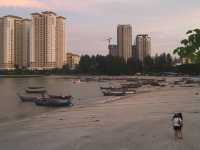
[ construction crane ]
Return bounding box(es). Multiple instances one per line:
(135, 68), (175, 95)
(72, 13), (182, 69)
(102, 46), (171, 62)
(106, 37), (112, 46)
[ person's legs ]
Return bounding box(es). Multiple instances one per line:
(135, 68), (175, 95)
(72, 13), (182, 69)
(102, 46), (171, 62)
(174, 127), (178, 140)
(176, 128), (182, 139)
(179, 128), (183, 139)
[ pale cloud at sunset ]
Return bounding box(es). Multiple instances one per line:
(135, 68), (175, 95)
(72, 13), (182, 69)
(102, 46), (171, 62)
(0, 0), (47, 8)
(0, 0), (200, 55)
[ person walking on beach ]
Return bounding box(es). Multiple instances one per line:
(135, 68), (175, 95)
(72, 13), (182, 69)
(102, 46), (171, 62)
(172, 113), (183, 140)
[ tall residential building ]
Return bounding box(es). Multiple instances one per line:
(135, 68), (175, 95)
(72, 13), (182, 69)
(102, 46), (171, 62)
(117, 25), (132, 62)
(56, 16), (66, 68)
(132, 45), (137, 59)
(22, 19), (31, 68)
(108, 45), (118, 57)
(0, 15), (30, 70)
(30, 11), (56, 69)
(30, 11), (66, 70)
(136, 34), (151, 62)
(15, 19), (31, 68)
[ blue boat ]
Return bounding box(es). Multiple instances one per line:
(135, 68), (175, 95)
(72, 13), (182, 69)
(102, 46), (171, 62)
(35, 97), (73, 107)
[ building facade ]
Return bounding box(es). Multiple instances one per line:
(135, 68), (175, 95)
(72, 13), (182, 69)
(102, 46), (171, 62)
(0, 15), (31, 70)
(132, 45), (137, 59)
(30, 11), (66, 70)
(117, 25), (132, 62)
(66, 53), (80, 69)
(0, 12), (67, 70)
(30, 12), (56, 69)
(108, 44), (118, 57)
(22, 19), (31, 68)
(56, 16), (66, 68)
(15, 19), (31, 68)
(136, 34), (151, 62)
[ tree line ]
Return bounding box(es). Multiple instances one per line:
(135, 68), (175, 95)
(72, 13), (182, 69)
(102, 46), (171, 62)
(78, 53), (175, 75)
(0, 53), (175, 75)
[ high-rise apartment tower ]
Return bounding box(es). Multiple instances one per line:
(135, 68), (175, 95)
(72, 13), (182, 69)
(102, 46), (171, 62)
(30, 11), (66, 69)
(117, 25), (132, 62)
(136, 34), (151, 62)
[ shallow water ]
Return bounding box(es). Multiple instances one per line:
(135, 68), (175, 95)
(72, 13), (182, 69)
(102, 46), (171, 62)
(0, 76), (106, 123)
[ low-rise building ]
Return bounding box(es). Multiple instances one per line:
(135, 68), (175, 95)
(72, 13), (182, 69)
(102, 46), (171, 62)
(65, 53), (80, 69)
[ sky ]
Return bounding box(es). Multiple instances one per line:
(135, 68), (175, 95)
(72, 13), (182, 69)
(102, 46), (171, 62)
(0, 0), (200, 56)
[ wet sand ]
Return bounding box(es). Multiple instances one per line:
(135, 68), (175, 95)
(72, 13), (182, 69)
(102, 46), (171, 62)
(0, 85), (200, 150)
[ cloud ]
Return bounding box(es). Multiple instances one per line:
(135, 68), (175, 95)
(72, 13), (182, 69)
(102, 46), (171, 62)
(0, 0), (200, 55)
(0, 0), (47, 9)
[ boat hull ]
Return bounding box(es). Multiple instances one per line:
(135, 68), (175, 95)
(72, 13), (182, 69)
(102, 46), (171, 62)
(35, 98), (73, 107)
(18, 94), (37, 102)
(25, 89), (47, 94)
(102, 91), (126, 96)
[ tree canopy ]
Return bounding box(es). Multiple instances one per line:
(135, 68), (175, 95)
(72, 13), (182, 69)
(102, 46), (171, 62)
(174, 29), (200, 63)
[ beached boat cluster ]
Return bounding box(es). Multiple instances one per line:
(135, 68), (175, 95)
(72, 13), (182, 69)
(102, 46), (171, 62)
(18, 86), (73, 107)
(100, 78), (168, 96)
(100, 86), (136, 96)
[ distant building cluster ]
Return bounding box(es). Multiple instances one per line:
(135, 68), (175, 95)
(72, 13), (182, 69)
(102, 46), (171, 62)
(109, 25), (151, 62)
(0, 11), (80, 70)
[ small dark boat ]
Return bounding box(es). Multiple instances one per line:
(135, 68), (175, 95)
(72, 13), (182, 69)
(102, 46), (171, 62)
(102, 91), (126, 96)
(35, 98), (73, 107)
(100, 87), (122, 90)
(25, 89), (47, 94)
(48, 95), (73, 100)
(18, 94), (37, 102)
(28, 86), (45, 89)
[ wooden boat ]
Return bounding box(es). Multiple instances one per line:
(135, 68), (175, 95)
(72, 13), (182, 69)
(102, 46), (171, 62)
(28, 86), (45, 89)
(18, 93), (72, 102)
(100, 87), (122, 90)
(48, 95), (73, 100)
(35, 98), (73, 107)
(102, 91), (126, 96)
(18, 94), (37, 102)
(25, 89), (47, 94)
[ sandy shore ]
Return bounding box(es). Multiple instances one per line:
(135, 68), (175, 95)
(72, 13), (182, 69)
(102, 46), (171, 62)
(0, 85), (200, 150)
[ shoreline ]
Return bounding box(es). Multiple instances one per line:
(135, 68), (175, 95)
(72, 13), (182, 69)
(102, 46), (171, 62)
(0, 84), (197, 127)
(0, 75), (44, 78)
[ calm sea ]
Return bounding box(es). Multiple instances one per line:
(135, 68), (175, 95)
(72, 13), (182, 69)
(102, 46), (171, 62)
(0, 76), (106, 123)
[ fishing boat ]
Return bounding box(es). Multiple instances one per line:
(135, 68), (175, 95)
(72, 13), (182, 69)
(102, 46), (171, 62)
(18, 93), (72, 102)
(25, 88), (47, 94)
(100, 86), (122, 90)
(102, 90), (126, 96)
(48, 95), (73, 100)
(28, 86), (45, 89)
(18, 94), (37, 102)
(35, 97), (73, 107)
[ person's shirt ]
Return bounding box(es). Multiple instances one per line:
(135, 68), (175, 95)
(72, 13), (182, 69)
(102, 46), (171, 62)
(173, 117), (183, 127)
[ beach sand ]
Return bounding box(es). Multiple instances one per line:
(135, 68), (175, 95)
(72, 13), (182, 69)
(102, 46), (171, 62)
(0, 85), (200, 150)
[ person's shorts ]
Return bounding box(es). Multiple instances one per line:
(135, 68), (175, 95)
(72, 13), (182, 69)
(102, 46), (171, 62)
(173, 126), (181, 130)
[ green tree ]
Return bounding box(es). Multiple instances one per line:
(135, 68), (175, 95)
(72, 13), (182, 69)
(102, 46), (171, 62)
(78, 55), (92, 73)
(143, 56), (154, 72)
(174, 29), (200, 63)
(127, 57), (143, 74)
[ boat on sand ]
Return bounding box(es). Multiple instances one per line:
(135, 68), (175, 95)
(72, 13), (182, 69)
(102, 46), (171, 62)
(35, 97), (73, 107)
